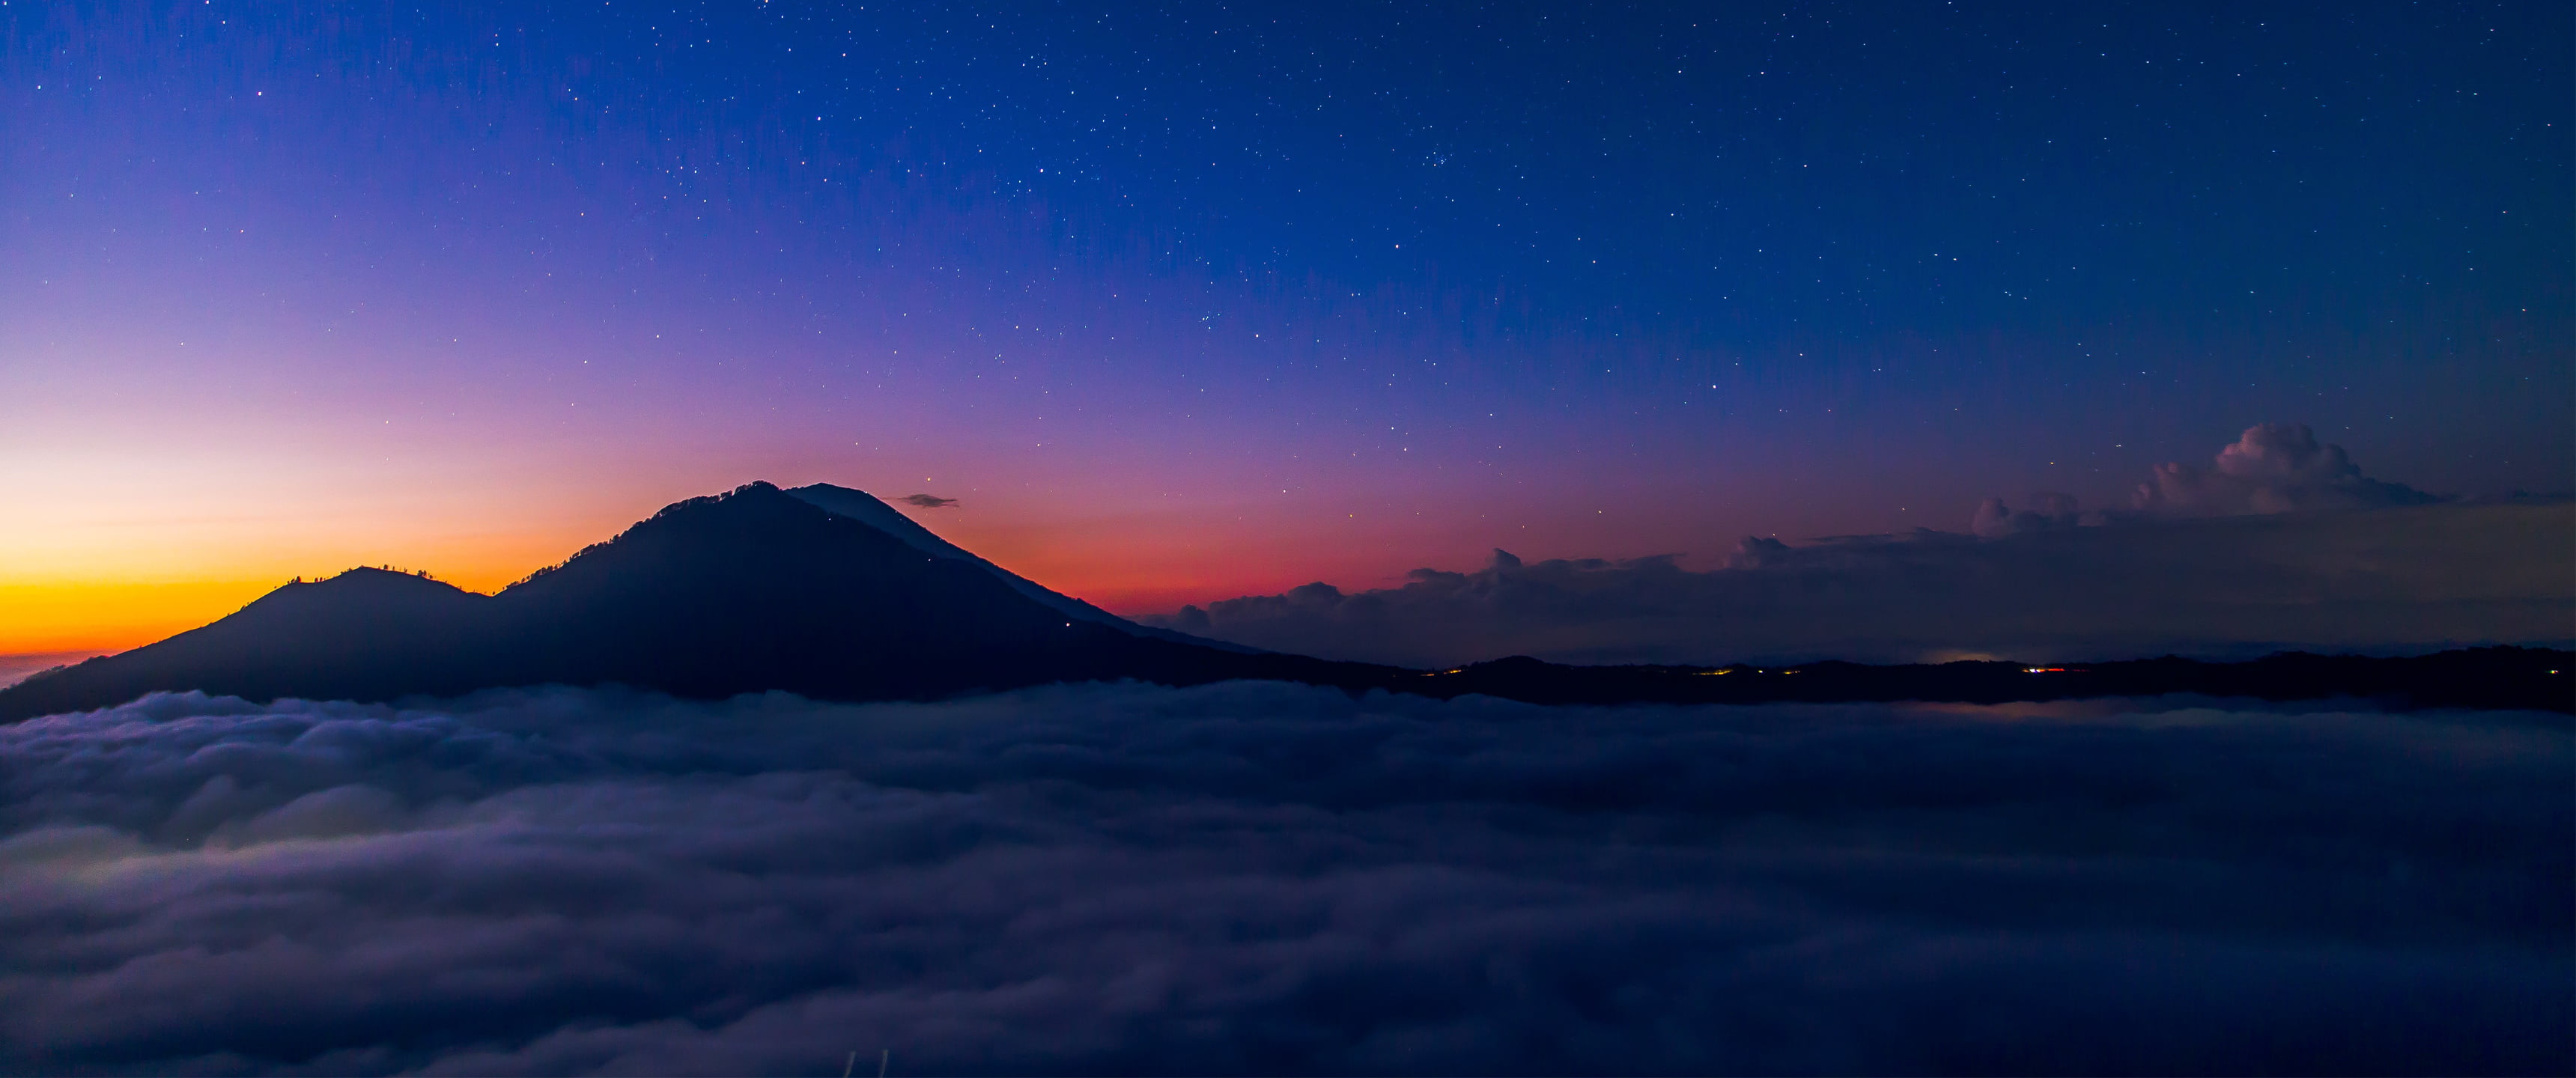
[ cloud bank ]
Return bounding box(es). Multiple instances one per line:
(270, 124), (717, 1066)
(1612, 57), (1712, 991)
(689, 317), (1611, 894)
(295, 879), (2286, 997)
(2130, 422), (2443, 517)
(1, 684), (2567, 1075)
(1155, 502), (2573, 666)
(1972, 424), (2442, 538)
(1155, 427), (2570, 667)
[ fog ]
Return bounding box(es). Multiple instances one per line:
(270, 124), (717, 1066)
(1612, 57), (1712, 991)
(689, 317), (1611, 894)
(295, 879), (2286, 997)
(2, 683), (2566, 1075)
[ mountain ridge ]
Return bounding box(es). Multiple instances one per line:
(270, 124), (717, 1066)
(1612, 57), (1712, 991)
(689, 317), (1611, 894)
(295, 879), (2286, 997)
(0, 483), (1394, 720)
(781, 483), (1263, 654)
(3, 482), (2568, 719)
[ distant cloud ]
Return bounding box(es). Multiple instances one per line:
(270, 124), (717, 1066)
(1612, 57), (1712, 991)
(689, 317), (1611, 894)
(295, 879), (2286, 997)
(2131, 422), (2440, 516)
(1972, 424), (2440, 537)
(898, 493), (959, 508)
(0, 684), (2563, 1074)
(1152, 425), (2569, 667)
(1971, 491), (2082, 538)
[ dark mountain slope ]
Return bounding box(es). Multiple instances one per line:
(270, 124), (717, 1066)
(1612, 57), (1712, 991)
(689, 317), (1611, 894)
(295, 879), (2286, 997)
(484, 482), (1289, 699)
(0, 568), (496, 719)
(0, 484), (1397, 719)
(783, 483), (1264, 654)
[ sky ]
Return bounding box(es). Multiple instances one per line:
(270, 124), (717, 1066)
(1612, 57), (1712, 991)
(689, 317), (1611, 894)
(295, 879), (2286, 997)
(4, 0), (2570, 654)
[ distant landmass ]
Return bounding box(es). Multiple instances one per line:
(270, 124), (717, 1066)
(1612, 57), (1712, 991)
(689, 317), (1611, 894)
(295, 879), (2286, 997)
(3, 482), (2568, 721)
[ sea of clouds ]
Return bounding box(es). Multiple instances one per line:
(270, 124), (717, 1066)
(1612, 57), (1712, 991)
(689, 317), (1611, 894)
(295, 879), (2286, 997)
(1, 682), (2567, 1075)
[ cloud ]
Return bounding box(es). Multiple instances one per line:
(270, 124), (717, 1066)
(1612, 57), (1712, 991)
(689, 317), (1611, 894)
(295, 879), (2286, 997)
(898, 494), (960, 508)
(1155, 426), (2566, 667)
(0, 684), (2566, 1075)
(1970, 492), (2081, 538)
(1972, 424), (2440, 537)
(1154, 502), (2575, 666)
(2130, 423), (2440, 517)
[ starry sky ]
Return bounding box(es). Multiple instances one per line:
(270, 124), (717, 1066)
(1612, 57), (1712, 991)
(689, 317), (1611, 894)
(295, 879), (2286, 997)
(2, 0), (2568, 654)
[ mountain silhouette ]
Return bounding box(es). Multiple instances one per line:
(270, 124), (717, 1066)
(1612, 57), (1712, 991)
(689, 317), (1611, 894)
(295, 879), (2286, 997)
(1, 481), (2567, 719)
(1, 567), (501, 708)
(782, 484), (1261, 652)
(0, 483), (1390, 720)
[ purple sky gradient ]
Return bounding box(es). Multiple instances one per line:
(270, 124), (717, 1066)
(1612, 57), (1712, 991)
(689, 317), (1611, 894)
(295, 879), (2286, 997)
(4, 1), (2567, 646)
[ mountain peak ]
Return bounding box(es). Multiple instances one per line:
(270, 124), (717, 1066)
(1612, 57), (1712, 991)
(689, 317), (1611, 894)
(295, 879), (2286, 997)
(0, 479), (1320, 719)
(783, 482), (1267, 654)
(648, 481), (789, 521)
(784, 483), (978, 561)
(308, 566), (467, 589)
(247, 567), (481, 615)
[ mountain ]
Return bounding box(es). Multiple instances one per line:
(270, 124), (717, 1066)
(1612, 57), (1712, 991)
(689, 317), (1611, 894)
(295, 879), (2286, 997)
(0, 567), (501, 713)
(781, 484), (1262, 652)
(2, 481), (2566, 720)
(0, 483), (1391, 720)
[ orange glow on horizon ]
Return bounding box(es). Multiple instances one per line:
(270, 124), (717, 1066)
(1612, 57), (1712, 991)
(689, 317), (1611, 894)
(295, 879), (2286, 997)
(0, 579), (283, 655)
(0, 512), (1456, 656)
(0, 471), (1694, 658)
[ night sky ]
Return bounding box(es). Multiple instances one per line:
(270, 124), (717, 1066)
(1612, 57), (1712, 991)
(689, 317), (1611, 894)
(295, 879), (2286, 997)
(4, 0), (2569, 652)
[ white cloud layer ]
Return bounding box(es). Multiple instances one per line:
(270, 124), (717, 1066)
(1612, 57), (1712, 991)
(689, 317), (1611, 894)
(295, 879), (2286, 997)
(0, 684), (2567, 1075)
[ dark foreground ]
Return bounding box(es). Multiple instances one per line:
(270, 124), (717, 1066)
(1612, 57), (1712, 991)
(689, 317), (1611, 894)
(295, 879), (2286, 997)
(1421, 646), (2575, 713)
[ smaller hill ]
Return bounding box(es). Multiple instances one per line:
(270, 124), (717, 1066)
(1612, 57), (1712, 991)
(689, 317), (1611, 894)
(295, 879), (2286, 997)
(0, 567), (496, 718)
